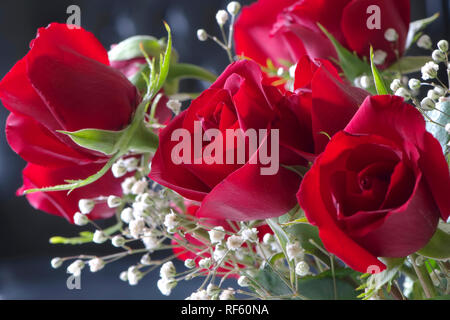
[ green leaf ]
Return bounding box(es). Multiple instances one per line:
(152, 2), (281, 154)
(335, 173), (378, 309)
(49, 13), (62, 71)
(406, 13), (440, 49)
(370, 46), (389, 95)
(253, 264), (292, 296)
(361, 257), (405, 299)
(58, 128), (125, 155)
(285, 222), (329, 267)
(108, 35), (166, 62)
(317, 23), (371, 82)
(385, 56), (432, 74)
(297, 269), (359, 300)
(418, 223), (450, 260)
(425, 101), (450, 154)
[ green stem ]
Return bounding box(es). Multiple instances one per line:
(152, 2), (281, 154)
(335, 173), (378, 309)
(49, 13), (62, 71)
(410, 254), (437, 299)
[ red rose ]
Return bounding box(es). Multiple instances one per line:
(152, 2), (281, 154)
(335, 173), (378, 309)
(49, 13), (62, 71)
(150, 60), (305, 221)
(0, 23), (141, 222)
(298, 95), (450, 273)
(235, 0), (410, 69)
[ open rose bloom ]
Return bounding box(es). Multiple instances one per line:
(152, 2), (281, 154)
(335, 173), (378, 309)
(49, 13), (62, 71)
(0, 0), (449, 301)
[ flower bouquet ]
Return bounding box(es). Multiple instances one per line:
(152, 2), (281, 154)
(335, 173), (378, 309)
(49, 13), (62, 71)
(1, 0), (449, 300)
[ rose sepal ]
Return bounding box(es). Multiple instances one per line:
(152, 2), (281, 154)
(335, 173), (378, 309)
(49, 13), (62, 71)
(417, 223), (450, 260)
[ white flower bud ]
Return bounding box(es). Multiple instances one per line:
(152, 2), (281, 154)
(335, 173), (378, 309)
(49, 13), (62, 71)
(237, 275), (250, 287)
(167, 100), (182, 114)
(395, 87), (411, 101)
(286, 242), (304, 261)
(107, 195), (122, 208)
(121, 177), (137, 194)
(140, 254), (152, 266)
(199, 257), (213, 269)
(131, 179), (148, 195)
(127, 266), (142, 286)
(157, 278), (176, 296)
(390, 79), (402, 92)
(227, 1), (241, 15)
(74, 212), (89, 226)
(213, 245), (228, 261)
(187, 289), (209, 300)
(438, 40), (449, 53)
(359, 75), (372, 89)
(295, 261), (310, 276)
(384, 28), (398, 42)
(111, 235), (125, 247)
(120, 207), (134, 223)
(427, 89), (440, 100)
(373, 50), (387, 65)
(226, 235), (244, 251)
(216, 10), (229, 26)
(160, 261), (176, 279)
(78, 199), (94, 214)
(432, 49), (446, 63)
(420, 97), (435, 111)
(417, 35), (432, 50)
(111, 160), (127, 178)
(197, 29), (208, 41)
(88, 258), (105, 272)
(263, 233), (274, 244)
(129, 218), (145, 239)
(164, 212), (178, 230)
(123, 157), (139, 172)
(184, 259), (196, 269)
(241, 228), (258, 243)
(219, 288), (235, 300)
(408, 78), (421, 90)
(142, 230), (159, 250)
(421, 61), (439, 80)
(119, 271), (128, 281)
(67, 259), (85, 276)
(208, 226), (226, 244)
(93, 230), (108, 244)
(51, 257), (63, 269)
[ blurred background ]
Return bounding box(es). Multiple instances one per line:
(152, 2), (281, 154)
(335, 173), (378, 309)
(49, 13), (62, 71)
(0, 0), (448, 299)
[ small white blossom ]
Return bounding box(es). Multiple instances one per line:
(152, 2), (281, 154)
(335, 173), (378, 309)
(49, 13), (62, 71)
(184, 259), (196, 269)
(111, 235), (125, 247)
(420, 97), (435, 111)
(142, 230), (159, 250)
(206, 283), (219, 297)
(119, 271), (128, 281)
(384, 28), (398, 42)
(432, 49), (446, 63)
(131, 179), (148, 195)
(208, 226), (226, 244)
(123, 157), (139, 172)
(51, 257), (63, 269)
(107, 195), (122, 208)
(93, 230), (108, 244)
(286, 242), (304, 261)
(127, 266), (142, 286)
(417, 35), (432, 50)
(213, 245), (228, 262)
(427, 89), (440, 101)
(395, 87), (411, 101)
(88, 258), (105, 272)
(241, 228), (259, 243)
(187, 289), (209, 300)
(226, 235), (244, 251)
(78, 199), (94, 214)
(73, 212), (89, 226)
(227, 1), (241, 15)
(140, 254), (152, 266)
(421, 61), (439, 80)
(295, 261), (310, 276)
(120, 207), (134, 223)
(437, 39), (449, 52)
(237, 275), (250, 287)
(263, 233), (274, 244)
(373, 50), (387, 65)
(129, 218), (145, 239)
(121, 177), (137, 194)
(216, 10), (229, 26)
(197, 29), (208, 41)
(111, 160), (127, 178)
(408, 78), (421, 90)
(160, 261), (176, 279)
(157, 278), (176, 296)
(164, 212), (178, 230)
(219, 288), (235, 300)
(390, 79), (402, 92)
(67, 259), (85, 276)
(359, 75), (371, 89)
(199, 257), (213, 269)
(445, 123), (450, 134)
(434, 85), (446, 96)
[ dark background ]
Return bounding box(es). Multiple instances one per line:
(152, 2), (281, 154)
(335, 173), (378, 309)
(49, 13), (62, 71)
(0, 0), (448, 299)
